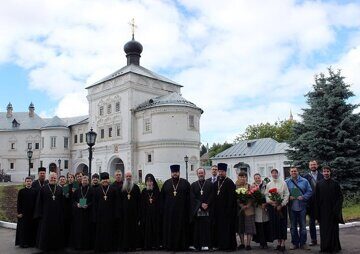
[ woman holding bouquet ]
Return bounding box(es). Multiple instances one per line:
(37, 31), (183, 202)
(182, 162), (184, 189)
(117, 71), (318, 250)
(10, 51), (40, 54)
(265, 168), (289, 252)
(252, 173), (271, 249)
(235, 171), (256, 251)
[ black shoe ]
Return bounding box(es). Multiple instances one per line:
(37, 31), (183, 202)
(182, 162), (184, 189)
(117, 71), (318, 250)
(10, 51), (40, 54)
(238, 244), (245, 250)
(310, 240), (318, 246)
(245, 245), (252, 251)
(263, 243), (269, 249)
(280, 246), (286, 252)
(275, 245), (281, 250)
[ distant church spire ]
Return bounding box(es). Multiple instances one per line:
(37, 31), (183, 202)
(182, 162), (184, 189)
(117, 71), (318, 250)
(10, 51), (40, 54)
(289, 109), (294, 121)
(123, 18), (143, 66)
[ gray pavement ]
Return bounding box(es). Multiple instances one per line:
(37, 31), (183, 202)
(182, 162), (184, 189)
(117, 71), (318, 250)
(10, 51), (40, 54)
(1, 226), (360, 254)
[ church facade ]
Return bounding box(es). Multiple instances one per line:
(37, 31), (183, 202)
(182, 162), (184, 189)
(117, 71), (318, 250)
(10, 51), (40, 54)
(0, 37), (203, 182)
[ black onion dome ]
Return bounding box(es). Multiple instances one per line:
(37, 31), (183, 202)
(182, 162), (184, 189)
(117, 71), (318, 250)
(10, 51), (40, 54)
(124, 39), (143, 55)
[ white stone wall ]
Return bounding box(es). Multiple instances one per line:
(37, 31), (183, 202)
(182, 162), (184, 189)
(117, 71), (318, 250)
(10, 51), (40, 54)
(212, 153), (289, 182)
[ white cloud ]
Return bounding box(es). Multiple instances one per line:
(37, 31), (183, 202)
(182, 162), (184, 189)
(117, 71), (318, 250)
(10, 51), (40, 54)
(1, 0), (360, 143)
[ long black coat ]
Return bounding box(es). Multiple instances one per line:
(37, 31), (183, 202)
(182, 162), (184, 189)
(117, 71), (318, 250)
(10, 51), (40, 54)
(161, 178), (190, 251)
(213, 177), (237, 251)
(34, 184), (65, 251)
(140, 188), (162, 249)
(316, 178), (344, 253)
(70, 185), (94, 250)
(304, 171), (324, 216)
(15, 187), (37, 247)
(93, 184), (117, 252)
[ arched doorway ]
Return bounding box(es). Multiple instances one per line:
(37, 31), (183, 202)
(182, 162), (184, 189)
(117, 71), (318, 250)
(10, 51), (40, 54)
(76, 163), (88, 175)
(109, 157), (124, 177)
(49, 163), (57, 173)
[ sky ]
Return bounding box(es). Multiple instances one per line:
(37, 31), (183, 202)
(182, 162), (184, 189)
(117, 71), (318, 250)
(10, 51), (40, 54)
(1, 0), (360, 145)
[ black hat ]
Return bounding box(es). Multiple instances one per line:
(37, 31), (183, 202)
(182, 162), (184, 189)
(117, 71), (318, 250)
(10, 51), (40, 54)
(170, 164), (180, 172)
(92, 173), (100, 179)
(38, 167), (46, 172)
(217, 163), (228, 171)
(100, 172), (109, 180)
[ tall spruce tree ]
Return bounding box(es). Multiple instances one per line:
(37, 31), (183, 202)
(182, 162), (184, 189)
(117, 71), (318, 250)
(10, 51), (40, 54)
(288, 68), (360, 191)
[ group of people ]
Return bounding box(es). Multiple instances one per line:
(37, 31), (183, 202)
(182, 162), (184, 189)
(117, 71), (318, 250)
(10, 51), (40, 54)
(15, 160), (343, 253)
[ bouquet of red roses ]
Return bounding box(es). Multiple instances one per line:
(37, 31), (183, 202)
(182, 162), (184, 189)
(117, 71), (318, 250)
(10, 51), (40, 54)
(268, 188), (283, 205)
(250, 186), (266, 206)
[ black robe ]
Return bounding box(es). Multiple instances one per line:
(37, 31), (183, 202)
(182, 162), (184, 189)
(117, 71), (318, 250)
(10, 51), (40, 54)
(190, 179), (214, 250)
(140, 188), (162, 249)
(34, 183), (65, 251)
(316, 178), (344, 253)
(70, 185), (94, 250)
(111, 180), (123, 248)
(61, 183), (73, 247)
(161, 177), (190, 251)
(213, 177), (237, 250)
(15, 187), (37, 247)
(93, 184), (117, 252)
(117, 184), (141, 251)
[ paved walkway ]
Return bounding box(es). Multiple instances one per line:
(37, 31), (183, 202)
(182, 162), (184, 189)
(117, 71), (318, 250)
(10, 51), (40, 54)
(1, 226), (359, 254)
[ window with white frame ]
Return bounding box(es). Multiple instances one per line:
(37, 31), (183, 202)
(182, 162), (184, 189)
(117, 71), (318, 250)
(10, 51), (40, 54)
(107, 104), (112, 114)
(50, 136), (56, 148)
(27, 143), (32, 149)
(35, 142), (39, 149)
(64, 137), (69, 149)
(115, 102), (120, 112)
(189, 115), (195, 129)
(109, 127), (113, 138)
(99, 106), (104, 116)
(11, 143), (15, 150)
(116, 124), (121, 137)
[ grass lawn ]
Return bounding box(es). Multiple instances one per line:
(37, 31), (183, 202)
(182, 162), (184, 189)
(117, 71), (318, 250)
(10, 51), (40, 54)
(343, 204), (360, 222)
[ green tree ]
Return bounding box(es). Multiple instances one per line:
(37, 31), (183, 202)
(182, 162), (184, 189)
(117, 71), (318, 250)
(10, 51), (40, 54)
(200, 144), (207, 157)
(234, 120), (295, 143)
(287, 68), (360, 191)
(208, 142), (233, 159)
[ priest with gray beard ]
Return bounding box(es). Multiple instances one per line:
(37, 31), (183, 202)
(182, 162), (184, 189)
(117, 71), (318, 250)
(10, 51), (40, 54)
(117, 171), (141, 251)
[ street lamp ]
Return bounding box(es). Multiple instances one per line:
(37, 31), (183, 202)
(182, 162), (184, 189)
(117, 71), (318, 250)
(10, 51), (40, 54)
(184, 155), (189, 181)
(58, 159), (61, 174)
(86, 127), (97, 177)
(27, 148), (33, 177)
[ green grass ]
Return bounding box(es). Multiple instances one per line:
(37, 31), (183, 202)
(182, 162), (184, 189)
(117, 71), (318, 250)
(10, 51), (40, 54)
(343, 204), (360, 222)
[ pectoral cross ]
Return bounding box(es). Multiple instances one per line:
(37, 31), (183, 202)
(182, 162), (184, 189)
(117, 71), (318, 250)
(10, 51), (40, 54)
(217, 190), (220, 195)
(200, 190), (204, 195)
(173, 191), (177, 197)
(149, 198), (153, 204)
(127, 194), (131, 200)
(104, 195), (107, 201)
(52, 195), (55, 200)
(129, 18), (137, 40)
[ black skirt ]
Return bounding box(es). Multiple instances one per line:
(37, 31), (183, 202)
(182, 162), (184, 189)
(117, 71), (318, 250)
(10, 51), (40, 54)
(253, 221), (272, 244)
(268, 205), (287, 240)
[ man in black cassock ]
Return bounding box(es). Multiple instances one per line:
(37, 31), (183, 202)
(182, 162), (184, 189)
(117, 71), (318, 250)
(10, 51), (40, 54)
(93, 172), (117, 252)
(70, 175), (93, 250)
(161, 164), (190, 251)
(91, 173), (100, 189)
(111, 169), (123, 249)
(117, 171), (141, 251)
(213, 163), (237, 251)
(316, 166), (344, 253)
(34, 172), (65, 251)
(31, 167), (48, 193)
(15, 177), (37, 248)
(140, 173), (162, 250)
(190, 168), (214, 251)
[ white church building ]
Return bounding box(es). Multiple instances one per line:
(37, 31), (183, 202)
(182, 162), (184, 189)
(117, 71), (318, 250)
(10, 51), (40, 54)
(0, 36), (203, 182)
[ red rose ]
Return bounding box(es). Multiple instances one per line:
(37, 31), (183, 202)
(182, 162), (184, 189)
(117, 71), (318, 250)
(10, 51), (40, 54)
(269, 188), (278, 194)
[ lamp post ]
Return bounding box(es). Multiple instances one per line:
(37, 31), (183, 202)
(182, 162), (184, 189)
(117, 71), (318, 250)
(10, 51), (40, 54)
(58, 159), (61, 175)
(27, 148), (33, 177)
(184, 155), (189, 181)
(86, 128), (97, 177)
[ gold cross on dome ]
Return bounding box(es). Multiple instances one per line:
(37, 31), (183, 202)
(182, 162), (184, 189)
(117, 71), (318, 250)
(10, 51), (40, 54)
(129, 18), (137, 39)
